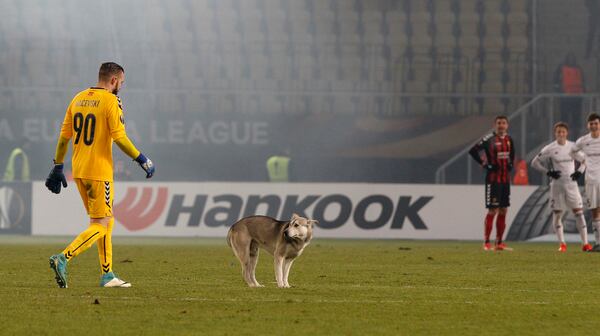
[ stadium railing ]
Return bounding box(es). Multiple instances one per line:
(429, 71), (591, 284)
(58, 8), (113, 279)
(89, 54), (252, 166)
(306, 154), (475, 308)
(435, 93), (600, 184)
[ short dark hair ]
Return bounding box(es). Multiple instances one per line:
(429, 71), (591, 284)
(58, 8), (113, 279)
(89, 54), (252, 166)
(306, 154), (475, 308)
(495, 115), (508, 122)
(588, 113), (600, 122)
(553, 122), (569, 131)
(98, 62), (124, 81)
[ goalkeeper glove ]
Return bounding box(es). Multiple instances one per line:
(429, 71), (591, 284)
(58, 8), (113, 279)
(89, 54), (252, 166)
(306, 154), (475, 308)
(546, 170), (561, 180)
(570, 171), (583, 181)
(135, 153), (155, 178)
(45, 162), (67, 194)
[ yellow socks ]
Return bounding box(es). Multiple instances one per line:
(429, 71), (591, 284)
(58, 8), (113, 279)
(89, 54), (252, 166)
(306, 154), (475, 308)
(97, 218), (114, 274)
(62, 223), (107, 261)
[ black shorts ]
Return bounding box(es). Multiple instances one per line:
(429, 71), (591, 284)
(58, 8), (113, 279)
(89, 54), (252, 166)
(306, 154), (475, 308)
(485, 183), (510, 208)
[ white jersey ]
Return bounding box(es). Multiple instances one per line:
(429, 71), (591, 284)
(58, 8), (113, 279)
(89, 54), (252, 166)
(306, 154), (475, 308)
(532, 140), (583, 185)
(573, 134), (600, 184)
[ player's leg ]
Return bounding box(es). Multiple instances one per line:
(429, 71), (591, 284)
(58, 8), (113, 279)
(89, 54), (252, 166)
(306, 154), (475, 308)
(495, 207), (508, 250)
(97, 181), (115, 275)
(552, 184), (567, 251)
(62, 180), (110, 261)
(97, 217), (114, 275)
(494, 183), (510, 250)
(552, 210), (567, 251)
(592, 207), (600, 251)
(92, 181), (130, 287)
(49, 179), (107, 288)
(483, 183), (498, 250)
(62, 219), (108, 261)
(484, 208), (497, 250)
(573, 208), (591, 251)
(565, 182), (591, 250)
(585, 183), (600, 251)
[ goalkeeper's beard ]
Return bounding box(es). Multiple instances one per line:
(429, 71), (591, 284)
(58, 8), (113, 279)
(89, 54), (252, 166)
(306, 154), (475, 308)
(112, 83), (121, 95)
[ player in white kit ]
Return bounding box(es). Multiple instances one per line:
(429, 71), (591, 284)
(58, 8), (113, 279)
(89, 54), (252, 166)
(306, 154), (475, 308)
(571, 113), (600, 251)
(531, 122), (591, 252)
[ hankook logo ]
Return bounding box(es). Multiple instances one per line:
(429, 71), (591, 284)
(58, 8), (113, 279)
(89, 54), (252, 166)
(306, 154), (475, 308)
(114, 187), (168, 231)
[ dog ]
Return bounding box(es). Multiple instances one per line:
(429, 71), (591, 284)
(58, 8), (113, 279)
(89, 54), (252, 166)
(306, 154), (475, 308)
(227, 213), (316, 288)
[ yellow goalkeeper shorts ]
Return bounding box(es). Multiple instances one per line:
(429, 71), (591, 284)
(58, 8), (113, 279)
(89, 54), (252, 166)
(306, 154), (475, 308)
(74, 178), (114, 218)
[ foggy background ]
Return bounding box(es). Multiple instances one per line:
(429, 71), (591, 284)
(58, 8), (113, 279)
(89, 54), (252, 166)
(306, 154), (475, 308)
(1, 0), (599, 184)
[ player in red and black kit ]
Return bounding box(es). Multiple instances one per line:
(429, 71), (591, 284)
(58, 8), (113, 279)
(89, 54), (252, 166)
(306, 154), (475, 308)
(468, 116), (515, 251)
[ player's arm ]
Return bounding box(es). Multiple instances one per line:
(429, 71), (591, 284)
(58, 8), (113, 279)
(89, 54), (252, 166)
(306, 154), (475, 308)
(509, 136), (516, 170)
(45, 106), (73, 194)
(53, 136), (70, 164)
(569, 140), (583, 160)
(531, 148), (561, 179)
(469, 136), (496, 171)
(530, 150), (548, 174)
(571, 144), (586, 181)
(113, 136), (154, 178)
(574, 160), (586, 173)
(109, 98), (155, 178)
(114, 136), (140, 160)
(468, 140), (485, 166)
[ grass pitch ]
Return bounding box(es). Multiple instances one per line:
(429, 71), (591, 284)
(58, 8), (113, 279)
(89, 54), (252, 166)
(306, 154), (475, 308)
(1, 237), (600, 335)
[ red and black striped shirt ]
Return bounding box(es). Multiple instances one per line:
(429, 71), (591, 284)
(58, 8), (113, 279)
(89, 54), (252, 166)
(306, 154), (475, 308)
(469, 132), (515, 184)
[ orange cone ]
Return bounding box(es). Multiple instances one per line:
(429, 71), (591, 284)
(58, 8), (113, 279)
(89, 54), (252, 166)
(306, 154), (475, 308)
(513, 159), (529, 185)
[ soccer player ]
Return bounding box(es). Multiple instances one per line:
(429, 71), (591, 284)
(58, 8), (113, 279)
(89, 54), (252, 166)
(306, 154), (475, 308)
(571, 113), (600, 251)
(45, 62), (155, 288)
(468, 116), (515, 251)
(531, 122), (591, 252)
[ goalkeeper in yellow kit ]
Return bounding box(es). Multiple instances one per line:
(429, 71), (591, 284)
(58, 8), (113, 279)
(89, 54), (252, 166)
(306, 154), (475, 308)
(46, 62), (155, 288)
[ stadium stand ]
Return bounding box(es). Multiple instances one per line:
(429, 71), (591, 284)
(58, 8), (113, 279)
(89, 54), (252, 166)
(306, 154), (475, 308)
(0, 0), (533, 117)
(7, 0), (578, 183)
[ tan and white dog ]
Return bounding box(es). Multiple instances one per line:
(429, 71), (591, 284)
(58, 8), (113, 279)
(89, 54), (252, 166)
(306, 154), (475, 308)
(227, 213), (316, 288)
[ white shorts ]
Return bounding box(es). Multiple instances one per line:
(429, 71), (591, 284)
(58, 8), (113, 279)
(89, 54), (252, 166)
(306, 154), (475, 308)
(550, 182), (583, 211)
(585, 183), (600, 209)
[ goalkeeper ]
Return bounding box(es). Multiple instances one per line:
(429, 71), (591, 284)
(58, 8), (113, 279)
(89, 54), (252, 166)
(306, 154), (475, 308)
(46, 62), (155, 288)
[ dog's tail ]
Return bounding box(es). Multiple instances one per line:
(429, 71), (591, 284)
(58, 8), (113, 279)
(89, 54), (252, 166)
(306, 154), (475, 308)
(226, 227), (233, 248)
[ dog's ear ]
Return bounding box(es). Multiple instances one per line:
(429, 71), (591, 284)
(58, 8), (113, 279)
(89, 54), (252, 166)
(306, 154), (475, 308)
(291, 213), (300, 221)
(308, 219), (318, 227)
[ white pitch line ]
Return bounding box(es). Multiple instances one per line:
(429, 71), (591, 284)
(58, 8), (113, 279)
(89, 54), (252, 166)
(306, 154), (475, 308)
(342, 284), (571, 293)
(45, 294), (562, 306)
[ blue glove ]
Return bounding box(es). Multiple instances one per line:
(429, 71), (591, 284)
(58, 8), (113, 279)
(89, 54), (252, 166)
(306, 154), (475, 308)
(45, 162), (67, 194)
(135, 153), (155, 178)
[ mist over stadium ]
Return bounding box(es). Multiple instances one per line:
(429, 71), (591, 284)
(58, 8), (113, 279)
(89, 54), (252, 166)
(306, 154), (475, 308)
(1, 1), (600, 334)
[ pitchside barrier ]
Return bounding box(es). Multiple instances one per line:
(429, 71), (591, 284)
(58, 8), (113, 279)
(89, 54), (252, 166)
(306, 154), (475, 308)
(1, 181), (546, 240)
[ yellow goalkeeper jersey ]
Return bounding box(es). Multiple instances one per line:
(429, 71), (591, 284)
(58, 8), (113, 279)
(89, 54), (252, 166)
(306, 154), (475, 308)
(60, 87), (127, 182)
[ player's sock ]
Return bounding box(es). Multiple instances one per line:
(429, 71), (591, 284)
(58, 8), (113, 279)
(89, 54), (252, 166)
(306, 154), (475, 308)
(62, 223), (107, 261)
(97, 218), (114, 274)
(593, 220), (600, 244)
(552, 212), (565, 244)
(496, 213), (506, 243)
(575, 211), (589, 245)
(484, 213), (495, 242)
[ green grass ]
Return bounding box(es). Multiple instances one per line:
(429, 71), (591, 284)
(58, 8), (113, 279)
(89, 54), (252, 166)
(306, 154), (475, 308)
(1, 237), (600, 335)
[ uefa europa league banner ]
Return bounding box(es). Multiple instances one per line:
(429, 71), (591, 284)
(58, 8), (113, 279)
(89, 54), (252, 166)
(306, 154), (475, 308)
(0, 182), (32, 235)
(32, 181), (538, 239)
